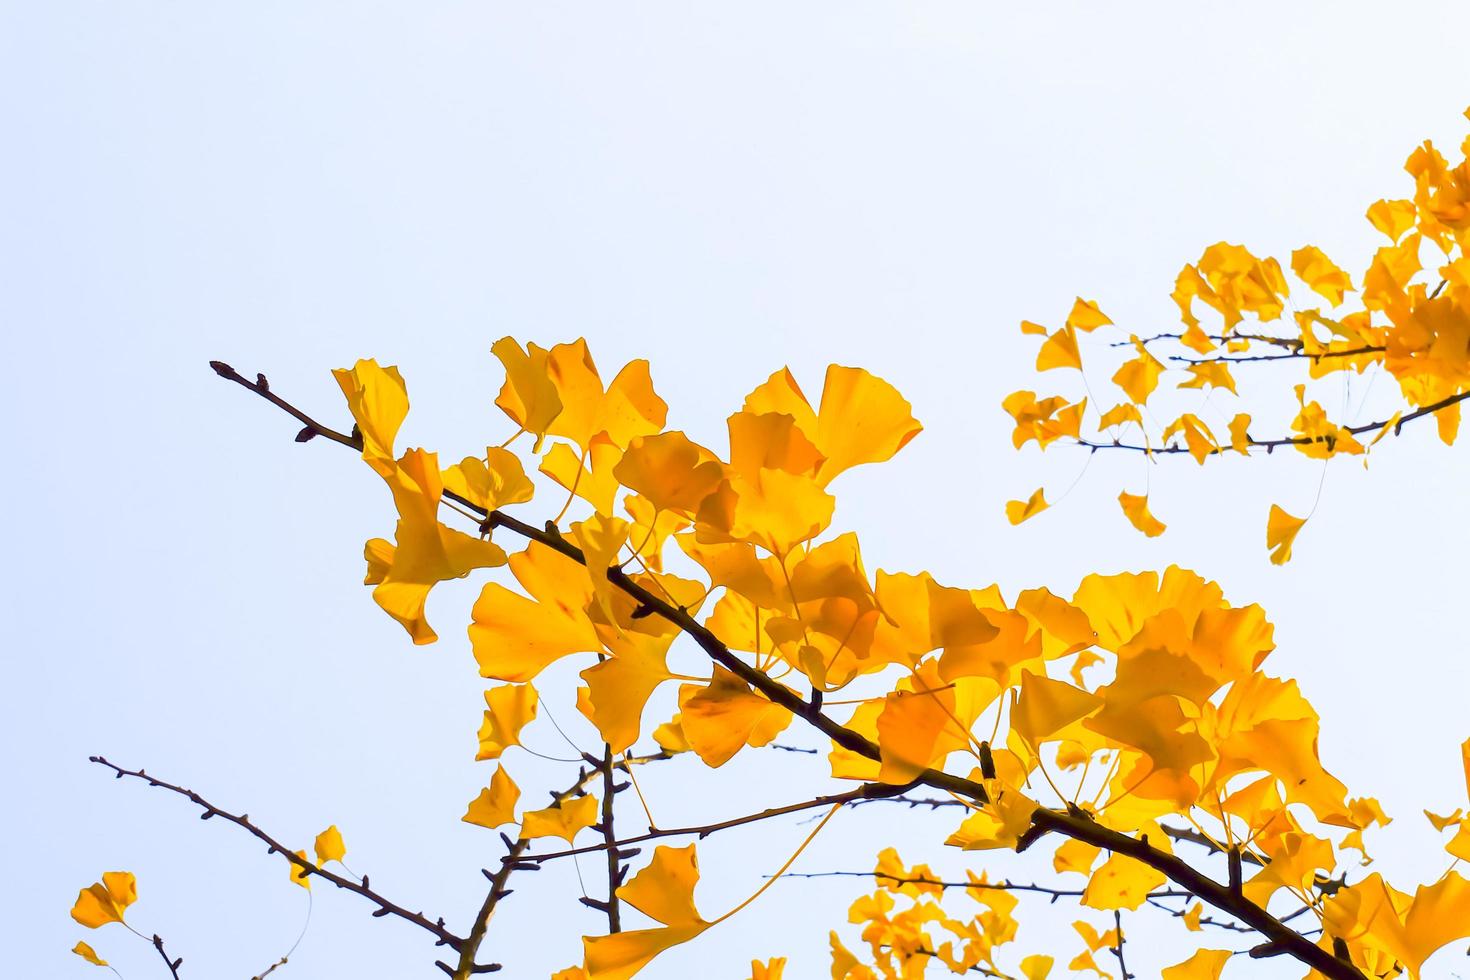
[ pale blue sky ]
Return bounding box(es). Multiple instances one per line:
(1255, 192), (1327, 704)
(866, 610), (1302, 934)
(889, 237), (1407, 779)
(7, 3), (1470, 977)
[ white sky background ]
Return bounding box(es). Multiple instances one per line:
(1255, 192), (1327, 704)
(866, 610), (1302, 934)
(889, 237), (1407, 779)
(7, 2), (1470, 976)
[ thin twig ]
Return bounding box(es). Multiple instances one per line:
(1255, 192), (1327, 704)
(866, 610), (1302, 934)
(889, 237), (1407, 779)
(525, 782), (916, 864)
(151, 934), (182, 979)
(90, 756), (462, 951)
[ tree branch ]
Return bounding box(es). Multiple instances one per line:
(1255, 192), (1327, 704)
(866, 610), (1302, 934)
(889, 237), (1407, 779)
(524, 782), (915, 864)
(151, 934), (182, 979)
(214, 363), (1368, 980)
(90, 756), (463, 951)
(597, 745), (622, 933)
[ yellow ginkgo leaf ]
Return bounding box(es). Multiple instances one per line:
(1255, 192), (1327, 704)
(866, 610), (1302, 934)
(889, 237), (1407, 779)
(1178, 360), (1237, 395)
(785, 365), (923, 487)
(366, 448), (508, 644)
(1291, 245), (1354, 306)
(463, 766), (521, 829)
(71, 942), (108, 967)
(442, 447), (535, 512)
(1052, 838), (1101, 876)
(571, 513), (632, 626)
(748, 957), (786, 980)
(543, 339), (667, 452)
(1005, 488), (1048, 526)
(288, 850), (312, 889)
(1266, 504), (1307, 565)
(581, 632), (675, 753)
(613, 431), (726, 517)
(521, 793), (599, 843)
(1160, 948), (1231, 980)
(470, 543), (601, 682)
(491, 337), (563, 449)
(1019, 954), (1054, 980)
(333, 358), (409, 477)
(1066, 297), (1113, 331)
(1228, 413), (1251, 454)
(1112, 339), (1165, 404)
(71, 872), (137, 929)
(678, 664), (790, 768)
(477, 683), (539, 760)
(1117, 492), (1166, 537)
(584, 845), (710, 980)
(1366, 198), (1417, 242)
(1011, 670), (1102, 744)
(1036, 327), (1081, 372)
(1083, 852), (1166, 911)
(314, 825), (346, 865)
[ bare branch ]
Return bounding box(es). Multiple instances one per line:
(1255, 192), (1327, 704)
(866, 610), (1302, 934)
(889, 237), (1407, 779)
(90, 756), (462, 951)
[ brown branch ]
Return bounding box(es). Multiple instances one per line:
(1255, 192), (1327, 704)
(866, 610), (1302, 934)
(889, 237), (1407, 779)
(597, 745), (622, 933)
(1166, 344), (1384, 365)
(209, 362), (362, 450)
(214, 364), (1368, 980)
(91, 756), (463, 951)
(524, 782), (916, 864)
(1075, 385), (1470, 458)
(1112, 910), (1132, 980)
(1161, 824), (1265, 867)
(151, 934), (182, 979)
(1144, 895), (1253, 934)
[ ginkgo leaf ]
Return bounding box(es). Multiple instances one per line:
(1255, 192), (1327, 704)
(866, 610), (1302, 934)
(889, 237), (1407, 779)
(443, 447), (535, 512)
(334, 359), (409, 477)
(1228, 413), (1251, 454)
(944, 790), (1037, 851)
(1011, 670), (1101, 744)
(541, 437), (623, 517)
(71, 872), (137, 929)
(679, 664), (789, 767)
(1159, 949), (1231, 980)
(367, 448), (508, 644)
(1366, 198), (1417, 242)
(1066, 297), (1112, 331)
(581, 631), (675, 753)
(1052, 838), (1100, 876)
(288, 850), (312, 889)
(477, 683), (539, 760)
(521, 794), (599, 843)
(811, 365), (923, 486)
(463, 766), (521, 829)
(1019, 954), (1054, 980)
(584, 845), (711, 980)
(314, 825), (346, 865)
(1266, 504), (1307, 565)
(470, 543), (601, 682)
(1005, 488), (1048, 525)
(492, 337), (563, 449)
(748, 957), (786, 980)
(1082, 852), (1164, 911)
(1292, 245), (1354, 306)
(1112, 339), (1165, 404)
(72, 942), (108, 967)
(571, 513), (632, 627)
(1117, 492), (1166, 537)
(613, 431), (726, 517)
(1036, 327), (1081, 372)
(543, 339), (667, 452)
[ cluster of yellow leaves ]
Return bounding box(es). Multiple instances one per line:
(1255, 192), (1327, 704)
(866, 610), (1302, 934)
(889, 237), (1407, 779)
(827, 848), (1051, 979)
(68, 872), (133, 969)
(309, 331), (1470, 979)
(1006, 106), (1470, 562)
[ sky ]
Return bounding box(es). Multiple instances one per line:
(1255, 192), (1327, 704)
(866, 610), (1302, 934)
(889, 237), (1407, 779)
(6, 2), (1470, 977)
